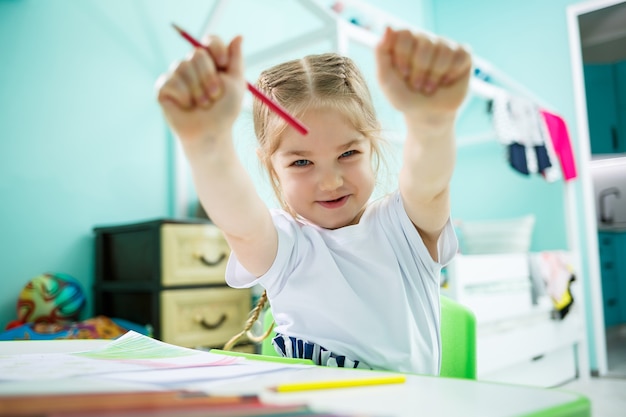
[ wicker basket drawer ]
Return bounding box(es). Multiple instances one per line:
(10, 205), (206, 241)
(161, 224), (230, 286)
(160, 287), (250, 348)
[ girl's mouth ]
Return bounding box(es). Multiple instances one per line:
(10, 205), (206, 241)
(317, 195), (349, 209)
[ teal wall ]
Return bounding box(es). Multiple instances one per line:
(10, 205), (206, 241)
(0, 0), (213, 328)
(436, 0), (573, 252)
(0, 0), (434, 332)
(0, 0), (597, 369)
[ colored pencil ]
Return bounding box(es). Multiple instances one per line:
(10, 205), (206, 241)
(274, 374), (407, 393)
(171, 23), (308, 135)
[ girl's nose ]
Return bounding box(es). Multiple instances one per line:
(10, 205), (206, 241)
(318, 167), (343, 191)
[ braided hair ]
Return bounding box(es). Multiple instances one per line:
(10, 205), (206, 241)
(223, 290), (273, 351)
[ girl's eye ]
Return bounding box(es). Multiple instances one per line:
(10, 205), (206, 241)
(292, 159), (311, 167)
(340, 150), (356, 158)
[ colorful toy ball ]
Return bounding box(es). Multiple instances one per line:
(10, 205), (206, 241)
(15, 273), (86, 325)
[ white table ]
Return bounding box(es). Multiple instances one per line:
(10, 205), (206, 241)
(0, 340), (590, 417)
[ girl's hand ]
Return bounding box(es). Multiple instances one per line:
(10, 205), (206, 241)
(375, 28), (472, 121)
(155, 35), (245, 146)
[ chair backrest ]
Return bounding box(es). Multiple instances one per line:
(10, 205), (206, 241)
(261, 295), (476, 379)
(439, 295), (476, 379)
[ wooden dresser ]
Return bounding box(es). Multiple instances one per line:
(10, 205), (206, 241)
(93, 219), (252, 351)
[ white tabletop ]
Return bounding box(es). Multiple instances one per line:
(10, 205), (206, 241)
(0, 339), (590, 417)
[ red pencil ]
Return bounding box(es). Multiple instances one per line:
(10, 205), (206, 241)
(172, 23), (308, 135)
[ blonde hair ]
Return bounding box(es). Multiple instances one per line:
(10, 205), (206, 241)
(223, 53), (385, 351)
(255, 52), (384, 212)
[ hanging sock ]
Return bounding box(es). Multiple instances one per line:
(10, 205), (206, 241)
(508, 142), (530, 175)
(534, 145), (552, 172)
(536, 112), (562, 182)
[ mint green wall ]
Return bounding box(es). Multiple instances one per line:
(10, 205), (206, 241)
(0, 0), (213, 329)
(0, 0), (434, 333)
(435, 0), (572, 251)
(356, 0), (570, 253)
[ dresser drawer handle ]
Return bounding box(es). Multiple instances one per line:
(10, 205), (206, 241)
(194, 252), (227, 267)
(196, 314), (227, 330)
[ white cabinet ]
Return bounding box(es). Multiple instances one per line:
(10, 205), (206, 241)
(476, 309), (583, 387)
(442, 253), (585, 387)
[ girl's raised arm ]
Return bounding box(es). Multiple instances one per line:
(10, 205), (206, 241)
(156, 35), (277, 280)
(375, 28), (472, 260)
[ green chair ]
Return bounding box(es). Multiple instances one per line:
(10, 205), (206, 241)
(439, 295), (476, 379)
(261, 295), (476, 379)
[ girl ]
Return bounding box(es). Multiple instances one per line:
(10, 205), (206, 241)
(157, 27), (471, 375)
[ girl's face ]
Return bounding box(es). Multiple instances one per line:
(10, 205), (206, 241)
(271, 107), (376, 229)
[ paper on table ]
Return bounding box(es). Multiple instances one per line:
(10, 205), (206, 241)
(101, 360), (310, 387)
(0, 331), (241, 381)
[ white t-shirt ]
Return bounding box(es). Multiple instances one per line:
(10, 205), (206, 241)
(226, 191), (458, 375)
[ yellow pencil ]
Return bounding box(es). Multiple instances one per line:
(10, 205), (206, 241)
(274, 374), (407, 393)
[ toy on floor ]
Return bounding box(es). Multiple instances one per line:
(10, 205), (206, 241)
(0, 315), (149, 341)
(6, 272), (86, 330)
(2, 272), (149, 340)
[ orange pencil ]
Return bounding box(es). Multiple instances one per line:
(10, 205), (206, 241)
(172, 23), (308, 135)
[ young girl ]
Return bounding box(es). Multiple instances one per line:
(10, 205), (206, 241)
(157, 27), (471, 375)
